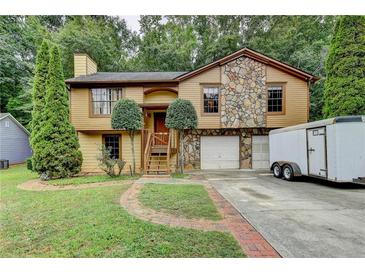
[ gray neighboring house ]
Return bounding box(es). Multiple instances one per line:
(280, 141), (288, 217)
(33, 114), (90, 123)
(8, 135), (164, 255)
(0, 113), (32, 164)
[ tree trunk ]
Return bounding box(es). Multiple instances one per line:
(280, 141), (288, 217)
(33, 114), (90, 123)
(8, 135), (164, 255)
(129, 130), (136, 175)
(179, 129), (184, 174)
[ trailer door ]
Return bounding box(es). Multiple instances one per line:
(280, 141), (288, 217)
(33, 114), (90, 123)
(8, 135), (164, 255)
(307, 127), (327, 178)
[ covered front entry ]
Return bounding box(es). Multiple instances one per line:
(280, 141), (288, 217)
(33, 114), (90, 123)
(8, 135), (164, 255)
(153, 112), (169, 145)
(141, 94), (178, 175)
(200, 136), (240, 169)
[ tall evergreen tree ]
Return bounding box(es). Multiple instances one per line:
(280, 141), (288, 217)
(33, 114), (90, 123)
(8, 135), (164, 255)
(35, 45), (82, 179)
(30, 40), (50, 169)
(323, 16), (365, 117)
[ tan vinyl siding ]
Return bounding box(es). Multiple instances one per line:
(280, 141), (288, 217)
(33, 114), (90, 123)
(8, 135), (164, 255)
(179, 66), (221, 129)
(78, 132), (103, 173)
(121, 131), (141, 173)
(266, 66), (309, 127)
(86, 58), (97, 75)
(74, 54), (97, 77)
(70, 88), (113, 130)
(144, 91), (177, 104)
(78, 131), (142, 173)
(74, 55), (87, 77)
(70, 87), (145, 130)
(125, 86), (144, 103)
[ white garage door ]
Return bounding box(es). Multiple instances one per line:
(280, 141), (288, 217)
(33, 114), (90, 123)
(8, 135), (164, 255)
(252, 135), (269, 169)
(201, 136), (239, 169)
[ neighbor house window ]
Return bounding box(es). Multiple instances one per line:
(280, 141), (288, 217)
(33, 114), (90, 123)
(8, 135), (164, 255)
(103, 135), (120, 159)
(203, 86), (219, 113)
(91, 88), (123, 115)
(268, 84), (284, 113)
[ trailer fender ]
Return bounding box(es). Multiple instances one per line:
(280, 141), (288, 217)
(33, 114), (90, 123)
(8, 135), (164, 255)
(273, 161), (302, 177)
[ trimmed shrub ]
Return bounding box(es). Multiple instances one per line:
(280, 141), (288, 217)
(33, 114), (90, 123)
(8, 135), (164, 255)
(323, 16), (365, 117)
(111, 98), (143, 175)
(97, 145), (126, 177)
(166, 98), (197, 173)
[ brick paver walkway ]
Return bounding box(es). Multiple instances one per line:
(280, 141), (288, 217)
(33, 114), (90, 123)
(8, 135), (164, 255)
(120, 183), (280, 258)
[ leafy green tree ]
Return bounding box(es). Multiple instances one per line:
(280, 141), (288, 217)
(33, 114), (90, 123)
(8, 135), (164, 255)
(323, 16), (365, 117)
(56, 16), (138, 78)
(30, 40), (50, 169)
(166, 99), (198, 173)
(134, 21), (197, 71)
(34, 45), (82, 179)
(111, 99), (143, 175)
(0, 16), (52, 127)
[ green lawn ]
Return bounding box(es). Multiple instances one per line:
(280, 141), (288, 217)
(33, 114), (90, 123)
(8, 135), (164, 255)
(47, 174), (139, 186)
(0, 165), (244, 257)
(170, 173), (191, 179)
(139, 184), (221, 220)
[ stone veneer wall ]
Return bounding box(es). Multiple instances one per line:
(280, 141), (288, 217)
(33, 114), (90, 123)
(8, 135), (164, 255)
(221, 57), (267, 128)
(183, 128), (270, 170)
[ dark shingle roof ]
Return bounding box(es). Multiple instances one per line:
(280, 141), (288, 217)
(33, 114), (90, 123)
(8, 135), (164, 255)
(65, 72), (186, 83)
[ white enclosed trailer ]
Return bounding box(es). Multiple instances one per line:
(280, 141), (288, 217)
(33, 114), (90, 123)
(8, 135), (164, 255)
(269, 116), (365, 183)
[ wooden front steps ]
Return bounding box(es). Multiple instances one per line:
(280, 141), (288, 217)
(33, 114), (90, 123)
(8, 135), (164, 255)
(143, 131), (178, 176)
(145, 152), (169, 175)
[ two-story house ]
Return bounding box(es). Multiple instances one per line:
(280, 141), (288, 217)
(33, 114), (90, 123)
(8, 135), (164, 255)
(65, 48), (319, 174)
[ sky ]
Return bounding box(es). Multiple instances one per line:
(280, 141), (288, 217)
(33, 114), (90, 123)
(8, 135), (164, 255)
(121, 15), (140, 32)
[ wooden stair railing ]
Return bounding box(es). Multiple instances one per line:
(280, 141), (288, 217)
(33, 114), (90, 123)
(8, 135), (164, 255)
(143, 130), (179, 175)
(143, 132), (152, 173)
(166, 130), (172, 174)
(152, 132), (169, 146)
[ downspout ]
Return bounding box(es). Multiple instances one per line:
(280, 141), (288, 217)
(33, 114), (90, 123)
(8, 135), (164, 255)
(66, 84), (72, 122)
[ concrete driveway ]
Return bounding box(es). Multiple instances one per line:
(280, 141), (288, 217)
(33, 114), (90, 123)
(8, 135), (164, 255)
(192, 170), (365, 258)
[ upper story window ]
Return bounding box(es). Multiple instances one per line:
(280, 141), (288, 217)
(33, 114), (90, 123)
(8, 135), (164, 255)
(203, 86), (220, 114)
(91, 88), (123, 115)
(268, 84), (284, 114)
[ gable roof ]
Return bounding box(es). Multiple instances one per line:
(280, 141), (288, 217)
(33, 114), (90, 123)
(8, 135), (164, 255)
(0, 113), (30, 135)
(65, 71), (186, 84)
(176, 47), (319, 82)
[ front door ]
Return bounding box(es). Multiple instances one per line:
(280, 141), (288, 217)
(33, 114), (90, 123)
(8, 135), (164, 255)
(154, 112), (168, 145)
(307, 127), (327, 178)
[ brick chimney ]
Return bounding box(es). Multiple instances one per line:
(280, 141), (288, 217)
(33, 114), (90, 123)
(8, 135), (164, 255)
(73, 53), (97, 77)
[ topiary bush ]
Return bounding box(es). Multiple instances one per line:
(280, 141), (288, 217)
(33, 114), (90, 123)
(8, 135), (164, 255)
(111, 98), (143, 175)
(166, 98), (197, 173)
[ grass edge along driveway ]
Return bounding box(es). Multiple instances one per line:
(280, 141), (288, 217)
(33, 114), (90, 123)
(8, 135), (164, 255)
(0, 165), (244, 258)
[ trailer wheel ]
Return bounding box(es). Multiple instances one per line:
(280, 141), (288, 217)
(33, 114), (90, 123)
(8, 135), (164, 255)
(283, 164), (294, 181)
(272, 163), (282, 178)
